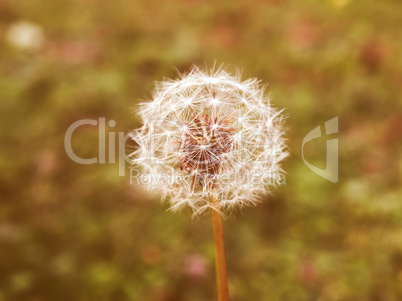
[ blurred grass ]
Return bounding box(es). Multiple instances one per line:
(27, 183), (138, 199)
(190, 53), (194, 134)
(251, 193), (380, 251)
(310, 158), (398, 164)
(0, 0), (402, 300)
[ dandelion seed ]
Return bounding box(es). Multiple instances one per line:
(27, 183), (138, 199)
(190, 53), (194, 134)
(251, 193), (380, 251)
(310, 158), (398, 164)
(130, 66), (288, 215)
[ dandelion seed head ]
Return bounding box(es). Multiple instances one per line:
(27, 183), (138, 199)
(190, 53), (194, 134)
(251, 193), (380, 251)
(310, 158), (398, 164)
(130, 66), (288, 215)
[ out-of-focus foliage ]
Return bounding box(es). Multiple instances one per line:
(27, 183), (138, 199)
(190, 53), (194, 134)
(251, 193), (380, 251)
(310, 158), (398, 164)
(0, 0), (401, 300)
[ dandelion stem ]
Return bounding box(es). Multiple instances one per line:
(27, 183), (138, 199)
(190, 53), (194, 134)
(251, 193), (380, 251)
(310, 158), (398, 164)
(210, 193), (230, 301)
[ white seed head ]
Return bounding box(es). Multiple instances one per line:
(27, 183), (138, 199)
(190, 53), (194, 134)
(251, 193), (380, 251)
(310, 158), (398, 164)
(130, 66), (288, 215)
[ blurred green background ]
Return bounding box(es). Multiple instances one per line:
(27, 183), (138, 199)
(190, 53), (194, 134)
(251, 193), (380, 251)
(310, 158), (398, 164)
(1, 0), (402, 300)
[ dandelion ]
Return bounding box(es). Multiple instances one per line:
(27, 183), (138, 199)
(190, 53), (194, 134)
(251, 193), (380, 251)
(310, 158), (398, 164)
(131, 66), (288, 214)
(130, 66), (288, 301)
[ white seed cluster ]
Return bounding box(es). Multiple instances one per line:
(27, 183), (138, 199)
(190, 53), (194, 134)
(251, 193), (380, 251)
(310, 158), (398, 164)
(130, 67), (288, 215)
